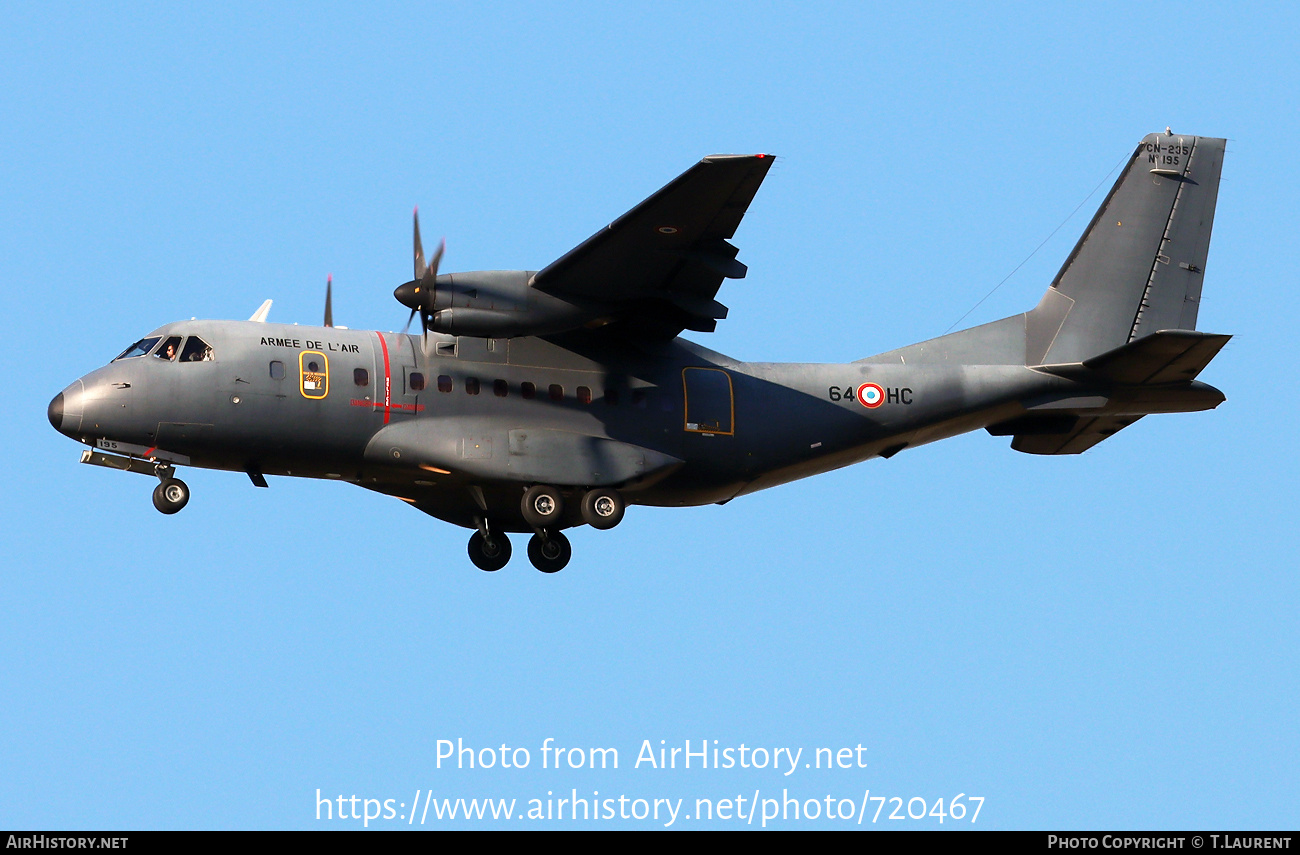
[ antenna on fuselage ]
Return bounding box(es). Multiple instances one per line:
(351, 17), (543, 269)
(249, 300), (272, 322)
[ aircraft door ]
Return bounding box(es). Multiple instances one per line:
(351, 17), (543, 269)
(682, 367), (734, 436)
(388, 334), (424, 420)
(364, 332), (423, 424)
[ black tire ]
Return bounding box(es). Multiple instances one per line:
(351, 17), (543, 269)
(521, 485), (564, 528)
(527, 531), (571, 573)
(152, 478), (189, 515)
(580, 488), (625, 530)
(468, 531), (512, 572)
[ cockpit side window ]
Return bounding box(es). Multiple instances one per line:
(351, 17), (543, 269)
(114, 337), (162, 361)
(179, 336), (214, 362)
(154, 336), (183, 361)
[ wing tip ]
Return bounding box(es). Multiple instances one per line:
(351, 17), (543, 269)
(702, 153), (775, 164)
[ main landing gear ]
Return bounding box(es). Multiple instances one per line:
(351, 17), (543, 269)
(465, 485), (627, 573)
(467, 529), (512, 572)
(527, 530), (571, 573)
(151, 465), (189, 515)
(465, 528), (572, 574)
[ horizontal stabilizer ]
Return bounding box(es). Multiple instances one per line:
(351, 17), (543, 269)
(1011, 415), (1144, 455)
(1038, 329), (1230, 383)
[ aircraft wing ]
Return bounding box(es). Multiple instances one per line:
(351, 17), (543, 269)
(531, 154), (774, 337)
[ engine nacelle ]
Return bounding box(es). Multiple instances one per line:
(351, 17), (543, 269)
(395, 270), (601, 338)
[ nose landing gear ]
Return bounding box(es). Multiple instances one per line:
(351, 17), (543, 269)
(152, 476), (190, 514)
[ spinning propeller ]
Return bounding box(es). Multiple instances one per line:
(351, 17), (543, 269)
(393, 208), (444, 353)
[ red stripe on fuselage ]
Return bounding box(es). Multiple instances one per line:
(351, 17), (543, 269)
(350, 399), (423, 412)
(376, 332), (392, 424)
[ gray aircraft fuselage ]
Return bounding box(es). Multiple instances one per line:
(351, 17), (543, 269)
(49, 132), (1231, 570)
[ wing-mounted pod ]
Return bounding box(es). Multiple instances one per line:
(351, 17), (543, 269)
(396, 269), (601, 337)
(394, 211), (605, 340)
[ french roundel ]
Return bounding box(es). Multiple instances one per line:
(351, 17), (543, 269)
(857, 383), (884, 409)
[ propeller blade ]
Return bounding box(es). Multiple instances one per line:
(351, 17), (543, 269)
(402, 307), (416, 335)
(413, 208), (425, 281)
(428, 237), (445, 280)
(324, 274), (334, 328)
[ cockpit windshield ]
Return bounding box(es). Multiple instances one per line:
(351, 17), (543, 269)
(153, 335), (183, 361)
(113, 337), (161, 361)
(179, 336), (214, 362)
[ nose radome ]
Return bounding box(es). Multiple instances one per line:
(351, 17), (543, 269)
(51, 379), (85, 436)
(48, 392), (63, 431)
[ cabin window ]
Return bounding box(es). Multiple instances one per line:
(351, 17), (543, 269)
(179, 336), (213, 362)
(154, 336), (183, 361)
(549, 384), (564, 402)
(521, 381), (536, 400)
(409, 372), (426, 392)
(270, 361), (285, 380)
(438, 375), (453, 393)
(353, 368), (369, 386)
(465, 377), (480, 395)
(114, 337), (161, 361)
(577, 386), (592, 404)
(493, 379), (508, 397)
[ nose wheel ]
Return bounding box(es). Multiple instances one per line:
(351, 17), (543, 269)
(527, 531), (571, 573)
(152, 478), (190, 514)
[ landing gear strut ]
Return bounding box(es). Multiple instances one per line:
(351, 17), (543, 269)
(527, 530), (571, 573)
(151, 464), (189, 515)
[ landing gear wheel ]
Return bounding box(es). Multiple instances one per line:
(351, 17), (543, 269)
(468, 531), (512, 572)
(527, 531), (571, 574)
(521, 485), (564, 528)
(152, 478), (190, 515)
(580, 488), (625, 530)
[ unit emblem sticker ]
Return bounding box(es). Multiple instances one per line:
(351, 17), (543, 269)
(300, 351), (329, 399)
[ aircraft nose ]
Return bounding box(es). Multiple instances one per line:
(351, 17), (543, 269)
(50, 379), (85, 436)
(48, 392), (63, 431)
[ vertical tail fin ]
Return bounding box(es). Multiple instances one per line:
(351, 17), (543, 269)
(1026, 132), (1226, 366)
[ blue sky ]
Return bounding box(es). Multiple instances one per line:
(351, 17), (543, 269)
(3, 2), (1297, 829)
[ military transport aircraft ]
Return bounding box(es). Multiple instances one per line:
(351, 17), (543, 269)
(49, 132), (1230, 573)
